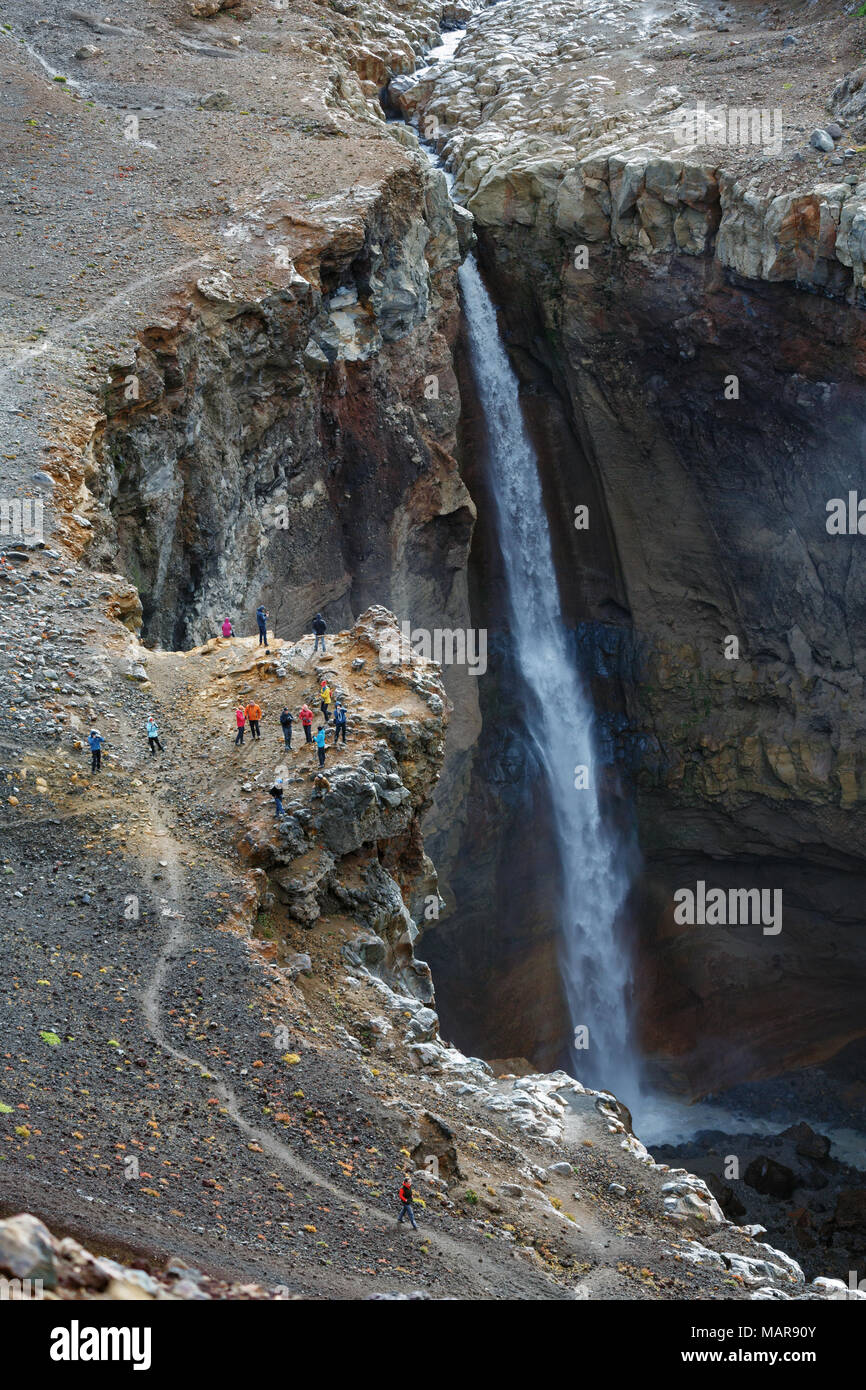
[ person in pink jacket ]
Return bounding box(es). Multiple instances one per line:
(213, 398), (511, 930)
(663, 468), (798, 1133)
(222, 618), (234, 638)
(234, 707), (246, 746)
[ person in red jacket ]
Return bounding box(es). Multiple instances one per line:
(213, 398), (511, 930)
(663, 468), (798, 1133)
(299, 703), (314, 744)
(397, 1173), (417, 1230)
(234, 707), (246, 746)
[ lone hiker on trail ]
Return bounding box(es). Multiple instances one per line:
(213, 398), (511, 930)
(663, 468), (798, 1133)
(279, 706), (294, 750)
(222, 618), (234, 638)
(245, 700), (262, 741)
(312, 612), (327, 653)
(256, 605), (269, 649)
(145, 715), (164, 756)
(234, 707), (246, 746)
(333, 700), (347, 745)
(270, 775), (285, 820)
(299, 703), (314, 743)
(397, 1173), (418, 1230)
(88, 729), (105, 773)
(320, 680), (332, 723)
(315, 725), (326, 768)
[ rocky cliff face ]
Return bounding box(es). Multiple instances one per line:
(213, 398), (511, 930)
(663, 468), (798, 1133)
(394, 0), (866, 1095)
(89, 162), (473, 656)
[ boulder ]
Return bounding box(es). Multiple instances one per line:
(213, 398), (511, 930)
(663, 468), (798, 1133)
(780, 1122), (831, 1161)
(744, 1156), (798, 1201)
(810, 129), (835, 153)
(0, 1214), (58, 1287)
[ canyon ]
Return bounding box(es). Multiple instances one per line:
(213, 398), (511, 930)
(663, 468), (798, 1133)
(0, 0), (864, 1301)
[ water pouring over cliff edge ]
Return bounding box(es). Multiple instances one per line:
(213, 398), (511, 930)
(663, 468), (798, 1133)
(458, 254), (642, 1108)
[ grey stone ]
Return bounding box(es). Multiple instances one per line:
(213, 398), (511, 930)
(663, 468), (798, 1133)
(0, 1214), (57, 1287)
(199, 91), (233, 110)
(810, 129), (835, 153)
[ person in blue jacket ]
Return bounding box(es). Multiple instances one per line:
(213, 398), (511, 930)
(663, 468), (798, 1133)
(332, 701), (347, 745)
(256, 605), (269, 649)
(145, 715), (163, 756)
(88, 729), (106, 773)
(314, 725), (326, 768)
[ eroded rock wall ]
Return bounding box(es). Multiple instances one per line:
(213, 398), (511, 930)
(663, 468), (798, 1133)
(89, 162), (474, 654)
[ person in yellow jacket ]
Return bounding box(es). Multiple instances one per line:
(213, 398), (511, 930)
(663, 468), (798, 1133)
(319, 682), (332, 723)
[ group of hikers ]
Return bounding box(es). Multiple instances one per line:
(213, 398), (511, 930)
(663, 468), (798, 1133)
(87, 714), (163, 772)
(236, 687), (348, 763)
(244, 606), (327, 656)
(86, 609), (338, 775)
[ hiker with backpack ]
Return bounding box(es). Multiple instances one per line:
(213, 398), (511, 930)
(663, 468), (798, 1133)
(145, 715), (164, 756)
(279, 706), (294, 750)
(397, 1173), (418, 1230)
(269, 776), (285, 820)
(88, 729), (106, 773)
(256, 604), (269, 649)
(332, 701), (347, 745)
(319, 680), (332, 723)
(245, 700), (262, 741)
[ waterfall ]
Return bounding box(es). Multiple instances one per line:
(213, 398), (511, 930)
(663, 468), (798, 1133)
(458, 255), (641, 1106)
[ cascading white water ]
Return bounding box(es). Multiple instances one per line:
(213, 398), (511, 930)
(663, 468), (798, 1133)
(458, 255), (641, 1106)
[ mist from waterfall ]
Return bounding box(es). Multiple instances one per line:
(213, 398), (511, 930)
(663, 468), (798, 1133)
(458, 255), (641, 1108)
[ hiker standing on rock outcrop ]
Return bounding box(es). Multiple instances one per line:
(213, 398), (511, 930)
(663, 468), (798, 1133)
(299, 703), (314, 744)
(222, 618), (234, 638)
(234, 707), (246, 746)
(397, 1173), (418, 1230)
(320, 680), (332, 723)
(315, 725), (326, 768)
(245, 700), (262, 741)
(333, 701), (347, 745)
(279, 706), (294, 750)
(256, 605), (269, 649)
(145, 715), (164, 757)
(312, 612), (327, 653)
(88, 729), (106, 773)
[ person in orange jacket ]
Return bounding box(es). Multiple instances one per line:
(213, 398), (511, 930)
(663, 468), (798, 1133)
(244, 700), (262, 741)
